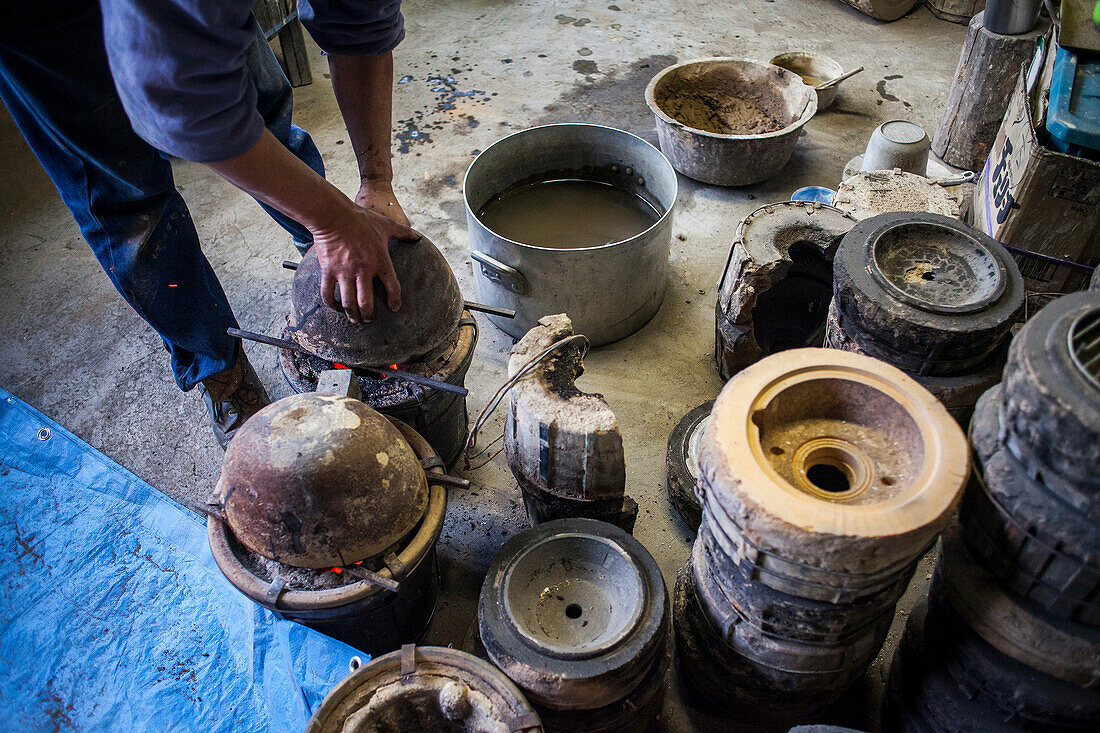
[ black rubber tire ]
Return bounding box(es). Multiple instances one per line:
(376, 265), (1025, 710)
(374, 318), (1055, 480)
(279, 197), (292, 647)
(517, 475), (638, 534)
(666, 401), (714, 531)
(673, 563), (887, 729)
(698, 480), (927, 605)
(692, 540), (891, 685)
(824, 299), (1007, 427)
(882, 598), (1024, 733)
(534, 631), (671, 733)
(961, 385), (1100, 626)
(927, 576), (1100, 731)
(833, 212), (1023, 376)
(478, 518), (668, 711)
(1000, 291), (1100, 490)
(698, 518), (906, 644)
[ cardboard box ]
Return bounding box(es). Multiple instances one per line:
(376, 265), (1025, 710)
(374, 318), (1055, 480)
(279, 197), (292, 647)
(972, 37), (1100, 293)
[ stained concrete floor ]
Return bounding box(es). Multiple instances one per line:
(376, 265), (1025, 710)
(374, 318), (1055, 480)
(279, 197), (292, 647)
(0, 1), (969, 729)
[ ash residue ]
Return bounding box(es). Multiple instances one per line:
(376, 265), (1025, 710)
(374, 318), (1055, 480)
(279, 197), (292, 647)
(287, 343), (421, 407)
(238, 543), (359, 591)
(394, 69), (489, 154)
(542, 345), (587, 401)
(282, 322), (469, 409)
(538, 55), (678, 141)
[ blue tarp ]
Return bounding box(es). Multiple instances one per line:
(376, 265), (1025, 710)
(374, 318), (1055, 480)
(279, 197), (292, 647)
(0, 386), (359, 732)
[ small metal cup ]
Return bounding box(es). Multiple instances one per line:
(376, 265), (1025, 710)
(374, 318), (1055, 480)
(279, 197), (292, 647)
(860, 120), (930, 175)
(769, 52), (845, 111)
(983, 0), (1042, 35)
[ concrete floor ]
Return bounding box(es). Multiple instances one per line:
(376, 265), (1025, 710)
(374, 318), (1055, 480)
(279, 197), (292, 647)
(0, 1), (969, 729)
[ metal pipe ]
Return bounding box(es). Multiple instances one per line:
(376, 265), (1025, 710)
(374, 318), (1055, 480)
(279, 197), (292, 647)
(425, 473), (471, 490)
(342, 565), (400, 593)
(228, 327), (312, 356)
(462, 301), (516, 318)
(369, 366), (469, 397)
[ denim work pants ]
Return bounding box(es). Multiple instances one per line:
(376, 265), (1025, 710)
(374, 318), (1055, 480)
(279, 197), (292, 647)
(0, 2), (323, 390)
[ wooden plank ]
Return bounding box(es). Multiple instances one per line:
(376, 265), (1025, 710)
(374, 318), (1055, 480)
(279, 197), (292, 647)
(276, 0), (312, 88)
(252, 0), (312, 88)
(931, 12), (1049, 169)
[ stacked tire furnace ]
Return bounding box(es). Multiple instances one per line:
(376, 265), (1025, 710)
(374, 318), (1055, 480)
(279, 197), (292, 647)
(886, 292), (1100, 731)
(675, 347), (969, 728)
(826, 212), (1024, 425)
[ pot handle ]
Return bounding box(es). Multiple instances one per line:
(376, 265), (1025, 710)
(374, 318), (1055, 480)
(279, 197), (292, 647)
(471, 250), (528, 295)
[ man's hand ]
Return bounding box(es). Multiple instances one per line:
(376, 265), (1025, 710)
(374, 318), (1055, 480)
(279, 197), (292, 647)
(311, 198), (416, 324)
(205, 130), (414, 325)
(355, 180), (411, 227)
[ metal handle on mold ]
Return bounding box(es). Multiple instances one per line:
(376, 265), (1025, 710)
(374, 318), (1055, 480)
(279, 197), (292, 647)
(471, 250), (528, 295)
(932, 170), (976, 187)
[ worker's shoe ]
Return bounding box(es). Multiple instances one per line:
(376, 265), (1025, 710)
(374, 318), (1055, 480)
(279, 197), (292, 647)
(198, 348), (270, 450)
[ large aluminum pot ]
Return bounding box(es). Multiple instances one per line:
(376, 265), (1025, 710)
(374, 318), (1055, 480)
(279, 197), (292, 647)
(464, 124), (677, 345)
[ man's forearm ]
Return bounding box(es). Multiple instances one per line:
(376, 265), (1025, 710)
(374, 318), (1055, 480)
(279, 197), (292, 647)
(328, 53), (396, 185)
(205, 128), (348, 234)
(205, 128), (414, 323)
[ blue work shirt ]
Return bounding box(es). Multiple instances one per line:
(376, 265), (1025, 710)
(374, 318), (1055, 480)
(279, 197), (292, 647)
(100, 0), (403, 163)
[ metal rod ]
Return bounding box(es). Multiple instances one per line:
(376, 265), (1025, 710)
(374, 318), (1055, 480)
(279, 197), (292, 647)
(342, 565), (400, 592)
(228, 327), (469, 396)
(815, 66), (864, 90)
(282, 260), (299, 271)
(1001, 245), (1096, 273)
(463, 301), (516, 319)
(228, 327), (312, 355)
(369, 366), (469, 396)
(185, 502), (227, 523)
(426, 473), (472, 490)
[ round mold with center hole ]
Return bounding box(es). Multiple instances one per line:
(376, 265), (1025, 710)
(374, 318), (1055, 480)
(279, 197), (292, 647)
(792, 437), (875, 500)
(502, 532), (646, 659)
(750, 370), (924, 507)
(699, 348), (968, 580)
(867, 220), (1006, 315)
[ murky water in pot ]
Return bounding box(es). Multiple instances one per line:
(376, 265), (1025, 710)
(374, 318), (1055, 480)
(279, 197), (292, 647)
(477, 178), (662, 248)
